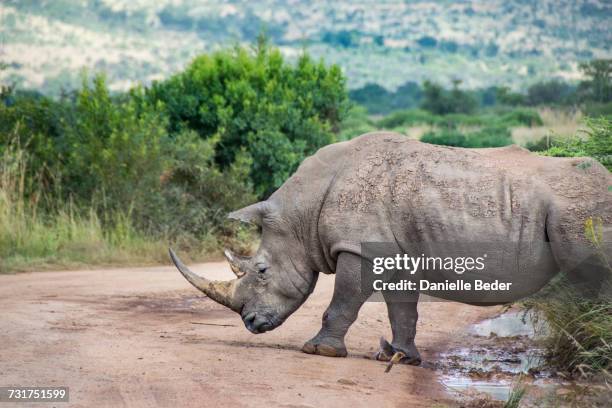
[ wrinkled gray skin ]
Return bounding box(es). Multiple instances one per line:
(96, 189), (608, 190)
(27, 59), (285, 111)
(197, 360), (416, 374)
(171, 132), (611, 364)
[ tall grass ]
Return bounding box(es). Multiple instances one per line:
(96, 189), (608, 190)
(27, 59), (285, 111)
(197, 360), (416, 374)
(526, 285), (612, 378)
(504, 375), (527, 408)
(523, 217), (612, 379)
(0, 136), (169, 273)
(512, 108), (584, 146)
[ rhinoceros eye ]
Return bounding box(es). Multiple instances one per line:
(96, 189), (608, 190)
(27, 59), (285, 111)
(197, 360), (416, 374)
(257, 264), (268, 274)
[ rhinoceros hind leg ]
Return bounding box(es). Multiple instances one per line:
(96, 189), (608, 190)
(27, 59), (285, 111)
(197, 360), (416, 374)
(375, 293), (421, 365)
(374, 337), (421, 365)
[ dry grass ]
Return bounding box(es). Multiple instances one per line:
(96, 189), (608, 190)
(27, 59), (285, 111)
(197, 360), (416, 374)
(512, 107), (584, 146)
(523, 217), (612, 380)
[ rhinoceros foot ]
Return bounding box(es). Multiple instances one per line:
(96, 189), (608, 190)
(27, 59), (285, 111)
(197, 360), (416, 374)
(374, 337), (421, 366)
(302, 337), (348, 357)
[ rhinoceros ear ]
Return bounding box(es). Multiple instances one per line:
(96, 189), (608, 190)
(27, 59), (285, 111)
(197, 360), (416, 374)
(227, 202), (267, 225)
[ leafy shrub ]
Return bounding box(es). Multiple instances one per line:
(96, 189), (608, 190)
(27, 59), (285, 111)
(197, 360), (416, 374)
(524, 135), (553, 152)
(578, 59), (612, 103)
(536, 117), (611, 170)
(466, 126), (513, 147)
(143, 131), (256, 246)
(0, 72), (259, 267)
(349, 84), (393, 115)
(349, 81), (422, 115)
(499, 108), (544, 127)
(581, 117), (612, 161)
(582, 102), (612, 118)
(0, 39), (352, 270)
(337, 105), (376, 140)
(421, 126), (512, 148)
(377, 109), (438, 129)
(61, 77), (168, 215)
(495, 86), (526, 106)
(526, 80), (576, 105)
(375, 107), (542, 130)
(421, 129), (468, 147)
(0, 134), (168, 273)
(145, 40), (350, 197)
(0, 88), (68, 188)
(421, 80), (477, 115)
(322, 30), (358, 48)
(438, 113), (487, 127)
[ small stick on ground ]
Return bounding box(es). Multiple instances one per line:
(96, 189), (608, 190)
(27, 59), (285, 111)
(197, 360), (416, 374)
(385, 351), (406, 373)
(190, 322), (236, 327)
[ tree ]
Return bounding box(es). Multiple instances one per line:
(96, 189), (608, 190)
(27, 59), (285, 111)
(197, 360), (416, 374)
(420, 80), (476, 115)
(349, 81), (423, 114)
(421, 81), (449, 115)
(578, 59), (612, 103)
(349, 83), (392, 114)
(450, 79), (477, 114)
(495, 86), (526, 106)
(145, 41), (350, 197)
(526, 80), (575, 106)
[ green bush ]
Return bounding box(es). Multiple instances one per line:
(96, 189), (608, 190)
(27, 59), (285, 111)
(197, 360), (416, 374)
(537, 117), (611, 170)
(438, 113), (488, 127)
(420, 80), (478, 115)
(348, 81), (422, 115)
(499, 108), (544, 127)
(466, 126), (513, 147)
(65, 78), (256, 241)
(526, 80), (576, 105)
(144, 131), (256, 246)
(582, 102), (612, 119)
(336, 105), (376, 140)
(61, 77), (168, 214)
(581, 117), (612, 160)
(0, 41), (351, 270)
(421, 129), (468, 147)
(421, 126), (513, 148)
(0, 74), (258, 266)
(0, 135), (168, 273)
(376, 109), (438, 129)
(0, 89), (68, 189)
(524, 135), (552, 152)
(374, 107), (542, 130)
(145, 41), (350, 197)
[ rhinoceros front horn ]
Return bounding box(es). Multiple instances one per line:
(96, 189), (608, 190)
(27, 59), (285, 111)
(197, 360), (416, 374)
(224, 249), (249, 278)
(169, 248), (240, 313)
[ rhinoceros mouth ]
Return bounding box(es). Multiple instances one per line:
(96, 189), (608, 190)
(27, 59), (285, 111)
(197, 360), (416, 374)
(241, 310), (277, 334)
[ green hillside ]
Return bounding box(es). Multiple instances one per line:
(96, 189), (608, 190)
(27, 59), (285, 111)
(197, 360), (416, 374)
(1, 0), (611, 95)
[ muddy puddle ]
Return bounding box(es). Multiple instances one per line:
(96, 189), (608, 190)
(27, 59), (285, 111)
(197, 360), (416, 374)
(436, 310), (557, 403)
(470, 310), (540, 338)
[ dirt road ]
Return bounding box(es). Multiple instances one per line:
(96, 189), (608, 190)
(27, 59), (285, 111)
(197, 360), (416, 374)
(0, 262), (502, 407)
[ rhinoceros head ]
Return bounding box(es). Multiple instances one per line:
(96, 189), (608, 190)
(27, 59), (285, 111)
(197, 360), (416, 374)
(170, 200), (318, 333)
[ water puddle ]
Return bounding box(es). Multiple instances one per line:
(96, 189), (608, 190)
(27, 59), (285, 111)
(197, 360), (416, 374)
(441, 374), (513, 401)
(470, 310), (539, 338)
(437, 309), (551, 402)
(441, 346), (545, 375)
(436, 310), (609, 406)
(439, 346), (547, 401)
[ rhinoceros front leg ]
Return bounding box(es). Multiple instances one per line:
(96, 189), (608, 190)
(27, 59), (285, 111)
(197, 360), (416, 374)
(302, 252), (370, 357)
(375, 293), (421, 365)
